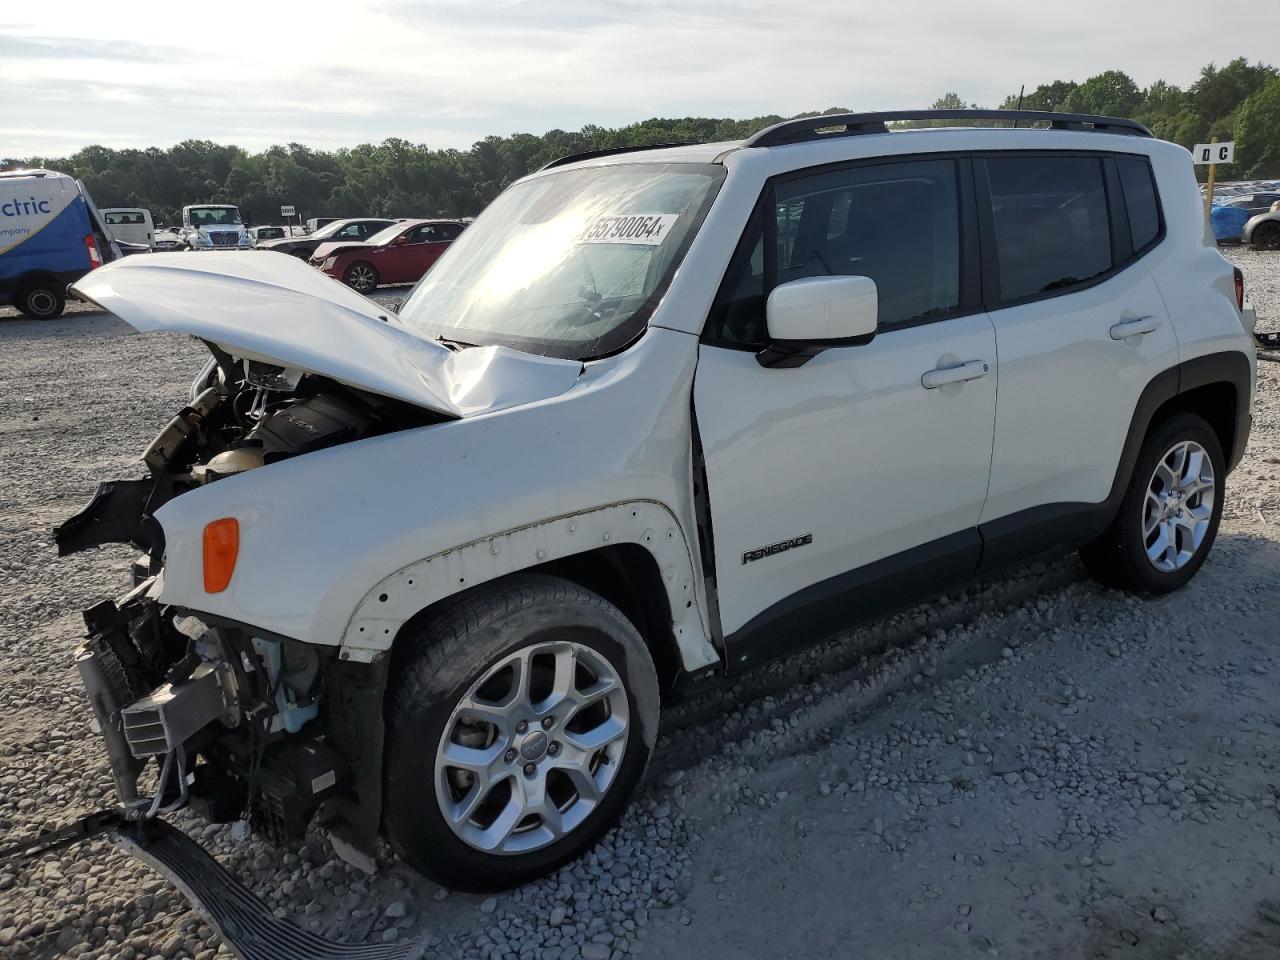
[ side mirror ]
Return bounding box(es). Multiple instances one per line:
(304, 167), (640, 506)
(758, 275), (878, 368)
(392, 235), (409, 246)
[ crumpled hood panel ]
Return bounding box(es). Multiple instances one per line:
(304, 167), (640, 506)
(71, 252), (583, 417)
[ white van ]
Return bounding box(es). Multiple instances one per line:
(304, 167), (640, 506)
(101, 208), (155, 248)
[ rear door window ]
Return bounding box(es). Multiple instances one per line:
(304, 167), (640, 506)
(984, 155), (1112, 303)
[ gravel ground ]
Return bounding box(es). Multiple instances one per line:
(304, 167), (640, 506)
(0, 249), (1277, 960)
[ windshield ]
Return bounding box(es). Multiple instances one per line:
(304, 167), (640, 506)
(396, 163), (724, 360)
(189, 206), (242, 226)
(313, 219), (357, 239)
(367, 223), (409, 246)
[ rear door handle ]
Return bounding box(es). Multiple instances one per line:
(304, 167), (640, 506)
(1109, 315), (1160, 340)
(921, 360), (990, 390)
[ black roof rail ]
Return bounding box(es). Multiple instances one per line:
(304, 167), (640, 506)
(538, 142), (702, 171)
(744, 110), (1153, 148)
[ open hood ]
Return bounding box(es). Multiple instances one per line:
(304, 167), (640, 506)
(312, 240), (370, 260)
(71, 253), (584, 418)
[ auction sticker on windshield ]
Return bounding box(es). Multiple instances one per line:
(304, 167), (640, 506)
(579, 213), (679, 245)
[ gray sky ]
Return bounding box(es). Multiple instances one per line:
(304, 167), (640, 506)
(3, 0), (1274, 158)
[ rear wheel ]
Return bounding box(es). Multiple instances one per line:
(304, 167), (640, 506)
(16, 282), (65, 319)
(1253, 221), (1280, 251)
(384, 574), (659, 891)
(1080, 413), (1224, 593)
(343, 261), (378, 291)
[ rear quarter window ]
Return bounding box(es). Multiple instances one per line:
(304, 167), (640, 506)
(1115, 155), (1161, 252)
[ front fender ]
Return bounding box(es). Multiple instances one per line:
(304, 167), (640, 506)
(151, 328), (718, 670)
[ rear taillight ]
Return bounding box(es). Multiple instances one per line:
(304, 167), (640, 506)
(1233, 267), (1244, 312)
(85, 234), (102, 269)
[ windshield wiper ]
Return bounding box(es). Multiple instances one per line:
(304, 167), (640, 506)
(435, 335), (477, 351)
(1040, 276), (1081, 292)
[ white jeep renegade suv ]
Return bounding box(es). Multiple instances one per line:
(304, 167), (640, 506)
(61, 111), (1255, 900)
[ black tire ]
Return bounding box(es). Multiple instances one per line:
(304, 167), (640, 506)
(1253, 221), (1280, 251)
(15, 282), (65, 320)
(384, 574), (659, 891)
(1080, 412), (1224, 593)
(343, 261), (379, 291)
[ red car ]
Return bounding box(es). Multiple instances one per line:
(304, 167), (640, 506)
(310, 219), (466, 291)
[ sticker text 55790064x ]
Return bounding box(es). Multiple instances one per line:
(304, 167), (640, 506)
(578, 213), (679, 246)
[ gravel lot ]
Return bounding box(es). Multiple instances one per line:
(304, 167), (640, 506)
(0, 250), (1278, 960)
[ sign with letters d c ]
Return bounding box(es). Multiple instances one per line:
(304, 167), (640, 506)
(1192, 142), (1234, 165)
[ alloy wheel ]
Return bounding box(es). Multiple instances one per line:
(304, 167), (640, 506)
(1142, 439), (1215, 572)
(434, 640), (629, 855)
(347, 264), (376, 290)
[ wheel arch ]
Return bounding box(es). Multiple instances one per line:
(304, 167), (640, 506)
(12, 268), (68, 295)
(341, 501), (719, 677)
(1149, 380), (1237, 468)
(1149, 351), (1252, 473)
(530, 543), (682, 693)
(1113, 352), (1251, 514)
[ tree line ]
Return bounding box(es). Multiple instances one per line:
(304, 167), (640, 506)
(5, 57), (1277, 227)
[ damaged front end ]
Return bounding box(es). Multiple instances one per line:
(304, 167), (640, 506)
(52, 343), (440, 870)
(73, 580), (370, 848)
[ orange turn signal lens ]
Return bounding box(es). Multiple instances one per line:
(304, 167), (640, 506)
(203, 518), (239, 593)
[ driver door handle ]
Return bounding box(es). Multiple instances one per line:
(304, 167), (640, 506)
(1109, 315), (1160, 340)
(921, 360), (990, 390)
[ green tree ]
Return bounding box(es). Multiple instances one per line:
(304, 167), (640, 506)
(1189, 58), (1277, 131)
(1062, 70), (1142, 117)
(1001, 80), (1078, 112)
(1235, 75), (1280, 179)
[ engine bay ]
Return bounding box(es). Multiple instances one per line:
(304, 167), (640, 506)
(55, 342), (445, 565)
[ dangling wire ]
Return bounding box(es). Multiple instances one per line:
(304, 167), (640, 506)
(139, 748), (190, 820)
(141, 751), (174, 819)
(157, 749), (189, 814)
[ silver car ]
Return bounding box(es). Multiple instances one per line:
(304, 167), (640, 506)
(1243, 199), (1280, 249)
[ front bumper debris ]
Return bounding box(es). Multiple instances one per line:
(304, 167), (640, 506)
(0, 813), (415, 960)
(114, 819), (415, 960)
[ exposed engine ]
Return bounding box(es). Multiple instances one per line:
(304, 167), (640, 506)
(55, 347), (441, 566)
(55, 344), (441, 855)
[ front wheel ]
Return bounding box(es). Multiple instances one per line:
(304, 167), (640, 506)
(1081, 413), (1224, 593)
(384, 574), (659, 891)
(343, 261), (379, 291)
